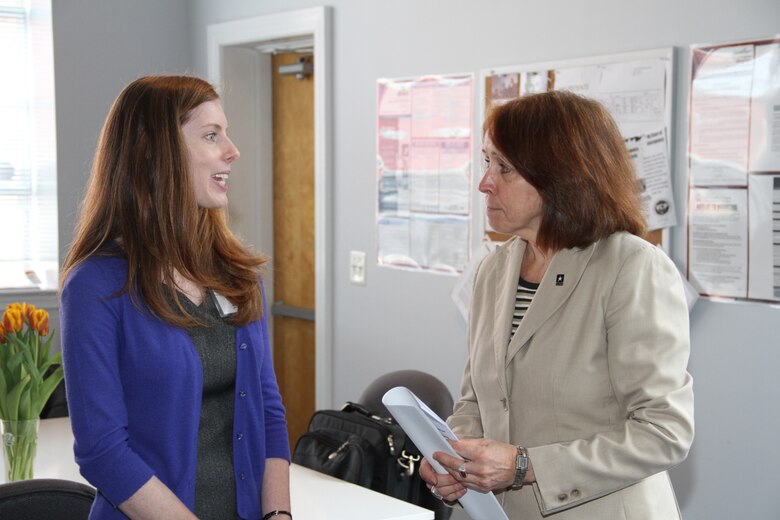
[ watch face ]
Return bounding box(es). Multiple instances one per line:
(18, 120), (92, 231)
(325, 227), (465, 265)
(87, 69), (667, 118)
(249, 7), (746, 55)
(516, 452), (528, 470)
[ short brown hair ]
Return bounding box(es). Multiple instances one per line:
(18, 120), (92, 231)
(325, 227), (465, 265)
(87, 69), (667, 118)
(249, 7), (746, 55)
(484, 90), (646, 251)
(62, 75), (266, 327)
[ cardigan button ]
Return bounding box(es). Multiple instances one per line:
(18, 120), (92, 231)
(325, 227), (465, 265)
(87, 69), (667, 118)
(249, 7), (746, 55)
(239, 390), (247, 397)
(239, 473), (246, 480)
(237, 432), (244, 440)
(239, 343), (248, 350)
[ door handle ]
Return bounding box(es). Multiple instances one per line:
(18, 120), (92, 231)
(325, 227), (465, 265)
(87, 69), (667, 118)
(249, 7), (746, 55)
(271, 300), (315, 321)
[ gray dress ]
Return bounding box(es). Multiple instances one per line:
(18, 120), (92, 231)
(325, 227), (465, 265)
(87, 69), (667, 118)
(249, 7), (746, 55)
(174, 290), (240, 520)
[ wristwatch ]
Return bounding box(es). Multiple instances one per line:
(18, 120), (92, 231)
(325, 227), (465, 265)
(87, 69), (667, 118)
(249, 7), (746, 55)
(512, 445), (528, 489)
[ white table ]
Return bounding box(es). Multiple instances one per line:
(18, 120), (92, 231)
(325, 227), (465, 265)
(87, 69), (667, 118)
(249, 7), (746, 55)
(1, 417), (433, 520)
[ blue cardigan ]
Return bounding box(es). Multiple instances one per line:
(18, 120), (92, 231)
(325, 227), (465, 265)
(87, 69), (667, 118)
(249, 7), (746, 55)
(60, 255), (290, 519)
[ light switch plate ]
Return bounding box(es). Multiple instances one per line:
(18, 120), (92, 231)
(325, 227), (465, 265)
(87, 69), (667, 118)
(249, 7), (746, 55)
(349, 250), (366, 285)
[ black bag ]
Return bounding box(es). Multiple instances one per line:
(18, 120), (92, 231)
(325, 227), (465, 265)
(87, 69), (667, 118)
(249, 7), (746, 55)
(293, 402), (423, 502)
(292, 428), (375, 488)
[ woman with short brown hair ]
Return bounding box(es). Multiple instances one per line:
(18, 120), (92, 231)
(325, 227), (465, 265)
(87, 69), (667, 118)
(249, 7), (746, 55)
(421, 91), (694, 519)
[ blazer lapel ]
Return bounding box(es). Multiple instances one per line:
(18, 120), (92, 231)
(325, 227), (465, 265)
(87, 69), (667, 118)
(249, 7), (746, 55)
(505, 241), (598, 366)
(492, 238), (524, 396)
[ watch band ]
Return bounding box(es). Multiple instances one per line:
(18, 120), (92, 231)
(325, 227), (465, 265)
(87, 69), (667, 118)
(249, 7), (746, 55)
(513, 445), (528, 489)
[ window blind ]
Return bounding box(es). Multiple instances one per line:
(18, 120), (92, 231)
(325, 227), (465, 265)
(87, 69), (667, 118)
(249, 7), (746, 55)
(0, 0), (57, 289)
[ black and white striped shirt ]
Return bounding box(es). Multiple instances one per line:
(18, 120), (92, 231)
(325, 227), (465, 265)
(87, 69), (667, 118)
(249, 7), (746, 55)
(511, 276), (539, 339)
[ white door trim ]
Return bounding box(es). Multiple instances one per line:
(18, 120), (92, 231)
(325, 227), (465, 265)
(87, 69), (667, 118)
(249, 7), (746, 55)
(207, 6), (333, 410)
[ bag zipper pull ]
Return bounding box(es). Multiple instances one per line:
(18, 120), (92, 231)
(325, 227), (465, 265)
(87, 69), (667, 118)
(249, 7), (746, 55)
(387, 434), (396, 456)
(328, 441), (350, 460)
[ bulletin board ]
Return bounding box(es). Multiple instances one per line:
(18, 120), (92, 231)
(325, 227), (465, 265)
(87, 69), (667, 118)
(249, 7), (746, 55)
(477, 48), (676, 250)
(686, 35), (780, 302)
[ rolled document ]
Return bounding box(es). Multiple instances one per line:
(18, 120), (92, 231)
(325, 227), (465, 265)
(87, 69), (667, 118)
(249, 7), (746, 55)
(382, 386), (509, 520)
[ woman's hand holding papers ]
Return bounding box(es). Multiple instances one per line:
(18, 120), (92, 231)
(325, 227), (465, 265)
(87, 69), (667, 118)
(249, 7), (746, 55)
(423, 438), (536, 496)
(420, 456), (467, 503)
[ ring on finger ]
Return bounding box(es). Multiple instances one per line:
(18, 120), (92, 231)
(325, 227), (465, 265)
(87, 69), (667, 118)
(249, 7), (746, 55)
(458, 462), (468, 479)
(430, 485), (443, 500)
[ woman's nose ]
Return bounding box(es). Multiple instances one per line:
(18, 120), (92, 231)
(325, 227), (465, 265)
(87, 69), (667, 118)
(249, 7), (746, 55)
(478, 171), (493, 194)
(225, 138), (240, 162)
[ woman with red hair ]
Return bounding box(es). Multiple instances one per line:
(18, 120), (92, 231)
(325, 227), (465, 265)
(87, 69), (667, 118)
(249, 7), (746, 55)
(61, 76), (291, 520)
(421, 91), (694, 519)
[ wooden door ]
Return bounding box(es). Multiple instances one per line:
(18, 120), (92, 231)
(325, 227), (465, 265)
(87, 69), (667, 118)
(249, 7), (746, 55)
(271, 52), (316, 450)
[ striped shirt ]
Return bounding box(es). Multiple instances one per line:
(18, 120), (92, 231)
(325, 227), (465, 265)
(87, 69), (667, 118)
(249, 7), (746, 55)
(511, 276), (539, 339)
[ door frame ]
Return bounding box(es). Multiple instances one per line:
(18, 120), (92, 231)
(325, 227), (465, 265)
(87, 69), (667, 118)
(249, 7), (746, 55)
(207, 6), (333, 409)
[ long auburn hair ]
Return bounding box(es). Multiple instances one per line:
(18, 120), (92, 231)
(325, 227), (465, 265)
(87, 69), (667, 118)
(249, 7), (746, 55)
(61, 75), (266, 327)
(484, 90), (646, 252)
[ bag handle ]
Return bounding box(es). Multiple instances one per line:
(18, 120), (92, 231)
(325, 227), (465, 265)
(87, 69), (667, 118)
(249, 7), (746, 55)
(340, 401), (395, 424)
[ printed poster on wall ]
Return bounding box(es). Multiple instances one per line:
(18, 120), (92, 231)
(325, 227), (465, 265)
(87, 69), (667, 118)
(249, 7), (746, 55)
(376, 74), (473, 274)
(687, 36), (780, 302)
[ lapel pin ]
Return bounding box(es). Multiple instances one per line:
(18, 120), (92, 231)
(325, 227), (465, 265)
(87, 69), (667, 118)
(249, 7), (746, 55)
(555, 274), (564, 286)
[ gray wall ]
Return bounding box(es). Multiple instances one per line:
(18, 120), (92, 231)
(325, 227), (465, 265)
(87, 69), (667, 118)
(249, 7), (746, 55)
(8, 0), (192, 349)
(52, 0), (192, 265)
(52, 1), (780, 519)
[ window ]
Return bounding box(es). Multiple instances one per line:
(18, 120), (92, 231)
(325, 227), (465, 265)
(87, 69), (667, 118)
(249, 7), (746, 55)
(0, 0), (57, 291)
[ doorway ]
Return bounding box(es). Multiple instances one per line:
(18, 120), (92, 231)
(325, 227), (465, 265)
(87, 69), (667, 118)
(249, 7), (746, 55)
(207, 8), (333, 443)
(270, 50), (316, 447)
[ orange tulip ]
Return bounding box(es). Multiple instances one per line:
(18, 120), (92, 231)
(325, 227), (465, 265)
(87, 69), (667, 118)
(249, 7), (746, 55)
(0, 322), (6, 344)
(2, 306), (24, 334)
(8, 302), (26, 312)
(30, 308), (49, 337)
(24, 303), (37, 325)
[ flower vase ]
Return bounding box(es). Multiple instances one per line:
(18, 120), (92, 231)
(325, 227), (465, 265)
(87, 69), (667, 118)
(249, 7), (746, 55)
(1, 418), (39, 481)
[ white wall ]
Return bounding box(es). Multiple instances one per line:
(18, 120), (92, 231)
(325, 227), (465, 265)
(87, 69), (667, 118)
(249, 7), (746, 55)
(52, 1), (780, 518)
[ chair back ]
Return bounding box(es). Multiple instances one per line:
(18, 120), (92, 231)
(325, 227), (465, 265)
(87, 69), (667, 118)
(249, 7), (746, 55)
(0, 478), (95, 520)
(359, 369), (454, 420)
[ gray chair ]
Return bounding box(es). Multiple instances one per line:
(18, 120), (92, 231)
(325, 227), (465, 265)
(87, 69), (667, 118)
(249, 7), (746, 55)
(359, 369), (455, 520)
(0, 478), (95, 520)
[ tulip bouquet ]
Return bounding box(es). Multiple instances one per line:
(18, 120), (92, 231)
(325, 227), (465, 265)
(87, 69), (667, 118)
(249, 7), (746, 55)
(0, 302), (64, 480)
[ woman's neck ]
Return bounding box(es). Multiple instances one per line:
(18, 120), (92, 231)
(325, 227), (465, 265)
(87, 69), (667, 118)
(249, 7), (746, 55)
(519, 240), (552, 284)
(172, 269), (204, 306)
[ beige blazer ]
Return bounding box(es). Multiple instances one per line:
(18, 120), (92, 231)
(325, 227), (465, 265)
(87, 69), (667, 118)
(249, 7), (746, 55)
(448, 232), (694, 519)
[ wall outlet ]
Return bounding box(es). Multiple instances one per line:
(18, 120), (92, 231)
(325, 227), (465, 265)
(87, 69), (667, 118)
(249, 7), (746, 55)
(349, 250), (366, 285)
